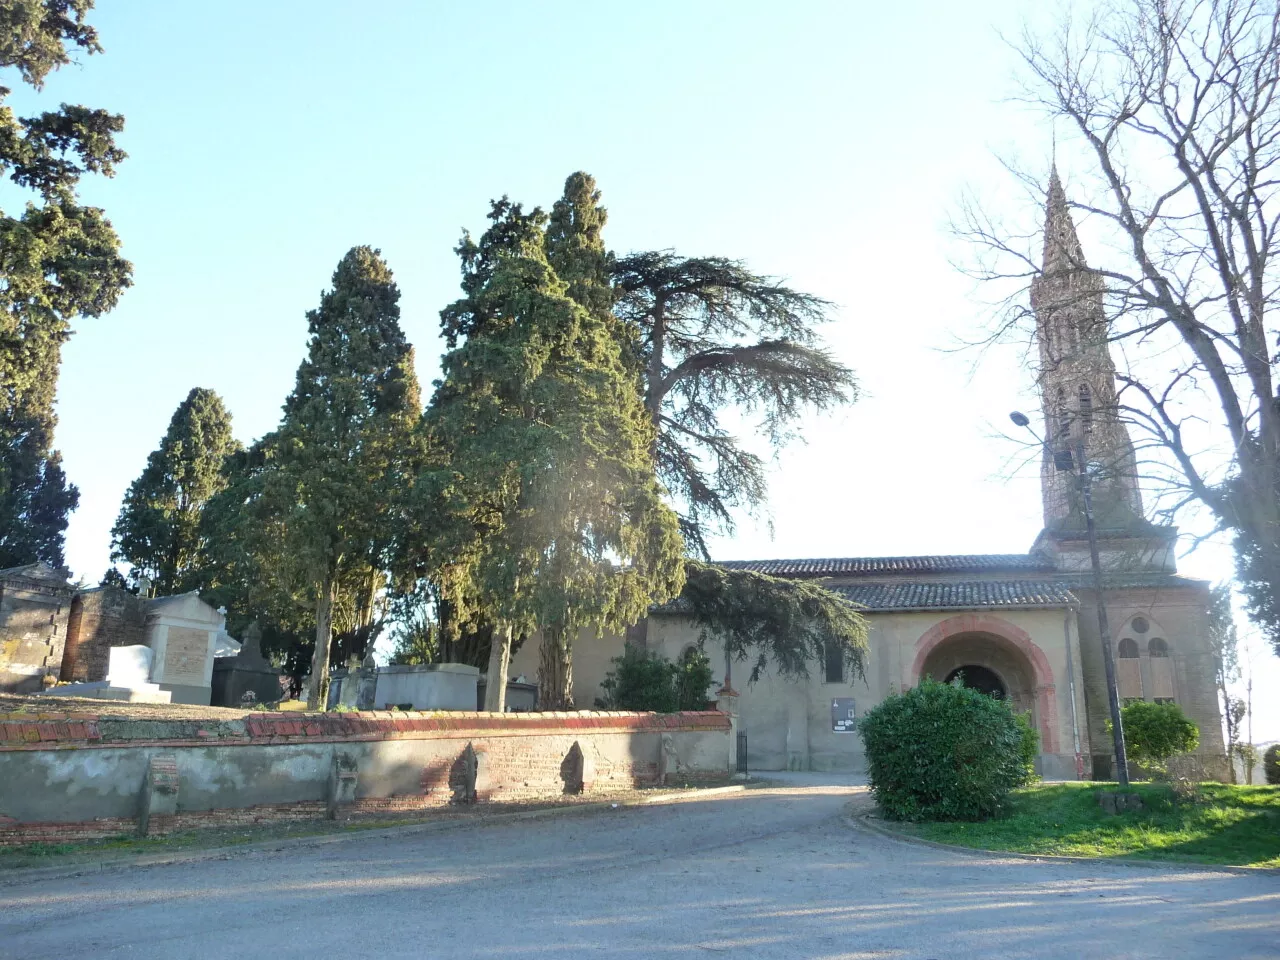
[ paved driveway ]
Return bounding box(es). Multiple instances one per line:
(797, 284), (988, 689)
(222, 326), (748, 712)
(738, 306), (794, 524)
(2, 777), (1276, 959)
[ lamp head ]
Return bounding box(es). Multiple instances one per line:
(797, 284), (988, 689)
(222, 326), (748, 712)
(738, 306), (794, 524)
(1009, 411), (1031, 428)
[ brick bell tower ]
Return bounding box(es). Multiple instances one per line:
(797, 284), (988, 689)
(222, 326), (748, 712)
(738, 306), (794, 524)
(1029, 169), (1174, 571)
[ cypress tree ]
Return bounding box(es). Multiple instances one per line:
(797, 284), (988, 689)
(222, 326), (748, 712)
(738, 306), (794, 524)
(424, 197), (684, 711)
(109, 387), (240, 594)
(240, 247), (422, 708)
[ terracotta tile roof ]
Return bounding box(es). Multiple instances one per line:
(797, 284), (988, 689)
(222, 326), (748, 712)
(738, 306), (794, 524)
(1054, 572), (1207, 590)
(831, 580), (1076, 611)
(715, 554), (1055, 577)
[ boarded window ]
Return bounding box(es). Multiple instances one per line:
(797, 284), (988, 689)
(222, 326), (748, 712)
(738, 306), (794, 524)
(1117, 637), (1142, 700)
(824, 640), (844, 684)
(1149, 638), (1174, 701)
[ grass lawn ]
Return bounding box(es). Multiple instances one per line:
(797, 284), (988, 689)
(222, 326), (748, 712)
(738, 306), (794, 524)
(891, 781), (1280, 868)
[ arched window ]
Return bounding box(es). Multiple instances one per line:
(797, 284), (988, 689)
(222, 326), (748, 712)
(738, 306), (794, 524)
(1148, 638), (1169, 657)
(1079, 384), (1093, 432)
(1116, 637), (1142, 699)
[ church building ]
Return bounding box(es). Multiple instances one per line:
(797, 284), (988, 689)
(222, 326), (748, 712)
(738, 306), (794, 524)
(512, 171), (1227, 780)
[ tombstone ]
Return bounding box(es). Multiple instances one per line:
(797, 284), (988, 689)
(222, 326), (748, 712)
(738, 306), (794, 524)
(45, 645), (172, 703)
(356, 653), (378, 710)
(210, 622), (284, 708)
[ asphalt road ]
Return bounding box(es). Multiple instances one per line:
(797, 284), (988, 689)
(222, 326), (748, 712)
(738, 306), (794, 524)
(2, 777), (1277, 960)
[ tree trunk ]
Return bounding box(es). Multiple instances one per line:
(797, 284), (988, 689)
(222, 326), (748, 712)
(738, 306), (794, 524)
(538, 625), (574, 710)
(483, 621), (512, 712)
(306, 571), (335, 711)
(644, 298), (667, 429)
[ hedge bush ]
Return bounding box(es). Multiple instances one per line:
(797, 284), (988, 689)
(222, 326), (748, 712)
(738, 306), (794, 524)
(1265, 744), (1280, 786)
(859, 678), (1039, 821)
(595, 644), (714, 712)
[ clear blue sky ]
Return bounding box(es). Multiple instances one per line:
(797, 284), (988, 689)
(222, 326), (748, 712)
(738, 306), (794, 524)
(25, 1), (1275, 737)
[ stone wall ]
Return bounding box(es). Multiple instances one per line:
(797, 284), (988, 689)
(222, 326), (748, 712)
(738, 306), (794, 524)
(59, 587), (147, 683)
(0, 709), (732, 845)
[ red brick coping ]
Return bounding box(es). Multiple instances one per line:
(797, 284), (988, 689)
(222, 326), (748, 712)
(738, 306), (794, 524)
(0, 709), (729, 751)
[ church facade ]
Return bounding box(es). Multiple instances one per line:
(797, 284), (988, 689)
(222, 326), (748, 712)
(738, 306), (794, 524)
(511, 172), (1227, 780)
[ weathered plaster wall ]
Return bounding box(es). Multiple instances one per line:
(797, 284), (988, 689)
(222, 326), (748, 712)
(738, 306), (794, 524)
(0, 709), (731, 843)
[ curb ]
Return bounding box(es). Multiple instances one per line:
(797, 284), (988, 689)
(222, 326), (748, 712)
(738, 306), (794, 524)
(846, 813), (1280, 877)
(1, 782), (762, 886)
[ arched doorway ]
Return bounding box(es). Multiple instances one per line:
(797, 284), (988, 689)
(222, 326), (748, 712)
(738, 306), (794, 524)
(944, 664), (1007, 699)
(910, 613), (1059, 755)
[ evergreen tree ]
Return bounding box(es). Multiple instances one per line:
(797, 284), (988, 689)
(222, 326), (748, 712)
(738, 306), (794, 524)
(0, 1), (132, 567)
(234, 247), (422, 708)
(423, 197), (685, 710)
(613, 252), (856, 557)
(109, 388), (240, 594)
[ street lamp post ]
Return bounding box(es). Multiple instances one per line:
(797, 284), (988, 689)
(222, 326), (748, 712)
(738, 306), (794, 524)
(1010, 411), (1130, 787)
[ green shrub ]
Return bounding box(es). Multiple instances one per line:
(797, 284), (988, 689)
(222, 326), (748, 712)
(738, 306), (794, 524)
(596, 644), (714, 712)
(859, 678), (1039, 821)
(1114, 700), (1199, 776)
(674, 646), (715, 710)
(1264, 744), (1280, 786)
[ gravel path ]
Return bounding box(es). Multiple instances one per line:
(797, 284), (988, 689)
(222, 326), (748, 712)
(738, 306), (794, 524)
(2, 777), (1276, 959)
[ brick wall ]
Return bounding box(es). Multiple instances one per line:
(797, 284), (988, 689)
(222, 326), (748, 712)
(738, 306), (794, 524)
(0, 709), (732, 845)
(60, 587), (148, 683)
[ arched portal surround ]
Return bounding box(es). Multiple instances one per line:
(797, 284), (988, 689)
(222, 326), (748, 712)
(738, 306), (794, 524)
(910, 614), (1060, 753)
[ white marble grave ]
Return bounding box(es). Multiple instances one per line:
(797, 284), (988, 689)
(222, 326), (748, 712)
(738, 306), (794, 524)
(46, 644), (172, 703)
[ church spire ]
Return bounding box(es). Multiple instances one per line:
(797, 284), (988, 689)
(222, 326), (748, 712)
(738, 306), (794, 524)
(1042, 165), (1088, 278)
(1030, 169), (1145, 530)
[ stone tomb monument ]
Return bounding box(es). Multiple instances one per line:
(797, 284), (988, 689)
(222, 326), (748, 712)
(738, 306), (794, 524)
(373, 663), (479, 710)
(0, 563), (74, 694)
(143, 593), (224, 705)
(211, 622), (284, 707)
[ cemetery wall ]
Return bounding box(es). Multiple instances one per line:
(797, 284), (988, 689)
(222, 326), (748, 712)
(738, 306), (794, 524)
(0, 709), (732, 844)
